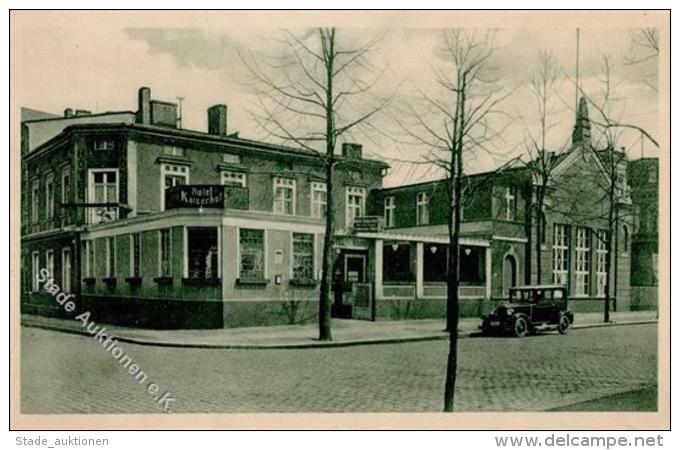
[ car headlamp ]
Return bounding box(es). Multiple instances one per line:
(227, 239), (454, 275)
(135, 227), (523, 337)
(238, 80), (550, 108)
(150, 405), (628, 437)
(506, 308), (514, 316)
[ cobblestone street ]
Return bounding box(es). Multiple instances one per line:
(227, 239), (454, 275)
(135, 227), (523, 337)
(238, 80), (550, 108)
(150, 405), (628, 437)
(20, 323), (657, 413)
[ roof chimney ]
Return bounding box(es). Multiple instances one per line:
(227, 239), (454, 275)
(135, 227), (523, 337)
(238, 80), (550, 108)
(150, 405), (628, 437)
(342, 142), (363, 159)
(208, 104), (228, 136)
(136, 87), (151, 124)
(64, 108), (74, 118)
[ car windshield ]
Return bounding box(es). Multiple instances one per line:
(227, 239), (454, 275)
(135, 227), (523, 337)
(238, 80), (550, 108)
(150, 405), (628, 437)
(510, 288), (565, 303)
(510, 289), (547, 303)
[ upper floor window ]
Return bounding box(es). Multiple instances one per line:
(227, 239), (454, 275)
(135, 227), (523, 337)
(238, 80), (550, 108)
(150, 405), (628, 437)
(45, 174), (54, 221)
(384, 196), (395, 228)
(622, 225), (629, 254)
(163, 146), (186, 158)
(93, 139), (115, 151)
(416, 192), (429, 225)
(89, 170), (118, 224)
(311, 182), (327, 219)
(649, 167), (657, 183)
(223, 153), (241, 165)
(273, 177), (296, 215)
(574, 227), (591, 296)
(61, 169), (70, 205)
(31, 179), (39, 224)
(504, 186), (517, 221)
(346, 186), (366, 227)
(161, 164), (189, 211)
(221, 171), (246, 187)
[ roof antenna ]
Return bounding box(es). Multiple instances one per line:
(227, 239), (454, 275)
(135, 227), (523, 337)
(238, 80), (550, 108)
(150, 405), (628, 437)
(176, 96), (185, 129)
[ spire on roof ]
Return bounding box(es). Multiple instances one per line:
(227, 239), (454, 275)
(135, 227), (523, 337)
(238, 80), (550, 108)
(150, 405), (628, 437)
(571, 96), (591, 147)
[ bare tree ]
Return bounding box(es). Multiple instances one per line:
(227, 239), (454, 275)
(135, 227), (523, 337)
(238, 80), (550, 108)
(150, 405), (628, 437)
(521, 50), (566, 284)
(626, 28), (660, 94)
(240, 28), (390, 341)
(394, 29), (507, 412)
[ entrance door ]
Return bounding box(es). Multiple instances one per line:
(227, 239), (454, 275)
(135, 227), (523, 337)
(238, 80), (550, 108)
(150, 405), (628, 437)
(502, 254), (517, 298)
(344, 254), (366, 284)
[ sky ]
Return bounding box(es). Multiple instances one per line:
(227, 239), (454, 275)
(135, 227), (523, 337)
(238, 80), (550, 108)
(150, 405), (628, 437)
(13, 12), (661, 187)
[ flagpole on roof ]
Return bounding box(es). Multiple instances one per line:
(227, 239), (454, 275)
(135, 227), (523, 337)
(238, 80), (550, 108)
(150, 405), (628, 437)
(575, 27), (580, 117)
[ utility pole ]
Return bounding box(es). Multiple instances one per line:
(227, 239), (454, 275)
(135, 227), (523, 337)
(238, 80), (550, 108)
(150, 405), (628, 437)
(176, 96), (185, 129)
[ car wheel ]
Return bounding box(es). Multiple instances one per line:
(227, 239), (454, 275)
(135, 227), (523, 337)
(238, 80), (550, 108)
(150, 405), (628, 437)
(558, 315), (571, 335)
(513, 316), (529, 338)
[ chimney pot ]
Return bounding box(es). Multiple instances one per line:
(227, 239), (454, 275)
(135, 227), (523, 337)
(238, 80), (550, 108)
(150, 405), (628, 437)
(342, 142), (363, 159)
(64, 108), (74, 118)
(208, 104), (228, 136)
(137, 87), (151, 124)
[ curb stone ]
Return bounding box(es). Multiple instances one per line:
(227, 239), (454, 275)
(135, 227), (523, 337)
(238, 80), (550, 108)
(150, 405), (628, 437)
(21, 318), (657, 350)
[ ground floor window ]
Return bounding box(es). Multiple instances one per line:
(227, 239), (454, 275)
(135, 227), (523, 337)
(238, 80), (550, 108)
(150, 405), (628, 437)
(82, 240), (94, 278)
(595, 230), (608, 297)
(159, 229), (172, 277)
(105, 237), (115, 278)
(459, 246), (485, 284)
(130, 233), (141, 277)
(292, 233), (314, 280)
(31, 251), (39, 292)
(552, 224), (569, 285)
(46, 249), (54, 281)
(61, 248), (71, 293)
(187, 227), (219, 280)
(423, 243), (447, 282)
(383, 241), (413, 282)
(239, 229), (265, 279)
(575, 226), (591, 296)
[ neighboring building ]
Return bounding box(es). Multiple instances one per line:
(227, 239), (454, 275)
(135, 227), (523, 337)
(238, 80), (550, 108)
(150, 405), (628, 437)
(629, 157), (659, 310)
(365, 97), (635, 319)
(20, 90), (642, 328)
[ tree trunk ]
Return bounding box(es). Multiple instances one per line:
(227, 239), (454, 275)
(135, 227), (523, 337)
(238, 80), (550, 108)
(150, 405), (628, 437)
(535, 189), (544, 284)
(444, 78), (465, 412)
(318, 162), (334, 341)
(603, 185), (615, 324)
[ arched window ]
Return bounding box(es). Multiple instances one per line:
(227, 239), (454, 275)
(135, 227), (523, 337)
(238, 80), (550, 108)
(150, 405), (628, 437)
(622, 225), (629, 253)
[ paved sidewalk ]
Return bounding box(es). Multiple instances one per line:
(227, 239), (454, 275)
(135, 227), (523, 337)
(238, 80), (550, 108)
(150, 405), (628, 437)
(21, 310), (657, 349)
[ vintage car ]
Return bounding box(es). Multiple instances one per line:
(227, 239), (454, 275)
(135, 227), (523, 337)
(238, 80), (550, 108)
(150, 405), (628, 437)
(480, 285), (574, 337)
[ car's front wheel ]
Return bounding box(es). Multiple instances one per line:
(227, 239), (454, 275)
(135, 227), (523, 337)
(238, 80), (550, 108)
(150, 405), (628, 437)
(558, 315), (571, 335)
(513, 315), (529, 338)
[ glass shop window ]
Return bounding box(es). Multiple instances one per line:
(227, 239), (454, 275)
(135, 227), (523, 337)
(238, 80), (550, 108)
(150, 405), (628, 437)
(423, 243), (448, 282)
(382, 241), (413, 282)
(186, 227), (219, 280)
(239, 228), (265, 279)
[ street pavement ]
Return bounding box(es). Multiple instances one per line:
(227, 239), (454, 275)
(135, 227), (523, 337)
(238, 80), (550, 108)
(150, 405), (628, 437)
(20, 310), (657, 348)
(20, 323), (657, 413)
